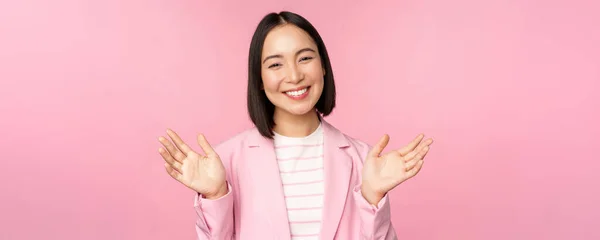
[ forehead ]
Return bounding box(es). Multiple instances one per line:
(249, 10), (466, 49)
(262, 24), (317, 56)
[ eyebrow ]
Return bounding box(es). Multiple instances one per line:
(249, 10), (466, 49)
(262, 47), (316, 64)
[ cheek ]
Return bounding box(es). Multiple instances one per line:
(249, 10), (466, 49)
(261, 72), (282, 93)
(303, 61), (324, 78)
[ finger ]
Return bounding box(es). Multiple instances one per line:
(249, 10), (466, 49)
(403, 142), (432, 162)
(159, 136), (186, 161)
(404, 158), (420, 172)
(166, 129), (193, 155)
(402, 148), (419, 162)
(197, 134), (217, 157)
(419, 146), (431, 160)
(406, 160), (424, 178)
(368, 134), (390, 158)
(414, 146), (430, 161)
(397, 134), (425, 156)
(404, 138), (433, 162)
(405, 145), (429, 169)
(414, 138), (434, 154)
(159, 147), (182, 167)
(159, 148), (183, 172)
(405, 145), (430, 161)
(165, 163), (184, 182)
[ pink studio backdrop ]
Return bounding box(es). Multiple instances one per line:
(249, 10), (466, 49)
(1, 0), (598, 239)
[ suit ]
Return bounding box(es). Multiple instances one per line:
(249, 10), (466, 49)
(193, 119), (397, 239)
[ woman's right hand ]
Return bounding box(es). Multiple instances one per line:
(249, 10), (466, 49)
(158, 129), (228, 199)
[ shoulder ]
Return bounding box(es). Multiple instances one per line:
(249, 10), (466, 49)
(346, 134), (372, 152)
(343, 132), (373, 159)
(323, 120), (372, 158)
(212, 126), (260, 159)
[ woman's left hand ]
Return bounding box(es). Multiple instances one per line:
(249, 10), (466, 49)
(361, 133), (433, 205)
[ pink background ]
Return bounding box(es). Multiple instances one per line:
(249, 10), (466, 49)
(1, 0), (598, 239)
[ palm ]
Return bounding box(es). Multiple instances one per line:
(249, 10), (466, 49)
(158, 129), (227, 197)
(362, 134), (433, 197)
(179, 151), (226, 195)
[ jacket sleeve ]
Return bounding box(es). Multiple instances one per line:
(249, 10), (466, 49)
(194, 183), (235, 239)
(353, 185), (397, 240)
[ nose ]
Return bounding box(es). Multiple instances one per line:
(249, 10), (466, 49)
(286, 64), (304, 84)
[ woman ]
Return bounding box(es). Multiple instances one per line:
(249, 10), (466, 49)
(158, 11), (433, 240)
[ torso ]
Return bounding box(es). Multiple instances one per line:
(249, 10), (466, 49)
(274, 122), (324, 239)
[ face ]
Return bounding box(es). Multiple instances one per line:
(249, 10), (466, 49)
(261, 24), (325, 117)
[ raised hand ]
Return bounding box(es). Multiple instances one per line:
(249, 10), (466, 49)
(361, 134), (433, 205)
(158, 129), (228, 199)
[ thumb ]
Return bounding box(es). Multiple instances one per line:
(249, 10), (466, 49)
(368, 134), (390, 159)
(197, 134), (216, 157)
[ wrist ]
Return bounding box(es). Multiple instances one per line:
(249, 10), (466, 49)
(203, 182), (228, 200)
(361, 184), (385, 206)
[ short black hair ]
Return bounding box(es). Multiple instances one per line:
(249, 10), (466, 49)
(247, 11), (336, 139)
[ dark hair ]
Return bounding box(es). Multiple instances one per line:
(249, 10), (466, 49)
(247, 11), (336, 139)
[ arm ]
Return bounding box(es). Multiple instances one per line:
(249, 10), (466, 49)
(354, 133), (432, 240)
(194, 139), (237, 240)
(353, 185), (397, 240)
(194, 183), (235, 240)
(158, 130), (238, 239)
(352, 140), (397, 240)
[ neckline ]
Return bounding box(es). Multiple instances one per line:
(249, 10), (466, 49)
(273, 122), (323, 140)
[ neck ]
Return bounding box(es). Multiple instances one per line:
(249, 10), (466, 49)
(273, 109), (321, 137)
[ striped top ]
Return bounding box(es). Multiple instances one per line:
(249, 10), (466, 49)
(273, 122), (324, 240)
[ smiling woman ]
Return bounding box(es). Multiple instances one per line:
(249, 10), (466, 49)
(258, 23), (328, 137)
(247, 12), (336, 139)
(157, 11), (433, 240)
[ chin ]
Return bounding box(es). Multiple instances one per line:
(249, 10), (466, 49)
(287, 106), (316, 116)
(278, 102), (318, 117)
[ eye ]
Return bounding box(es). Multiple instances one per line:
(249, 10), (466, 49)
(299, 56), (313, 62)
(268, 63), (282, 69)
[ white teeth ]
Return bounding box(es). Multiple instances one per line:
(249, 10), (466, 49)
(285, 87), (308, 97)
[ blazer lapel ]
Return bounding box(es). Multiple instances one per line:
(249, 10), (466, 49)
(319, 120), (352, 239)
(247, 131), (291, 240)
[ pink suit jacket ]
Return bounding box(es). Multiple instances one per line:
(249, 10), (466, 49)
(193, 119), (398, 239)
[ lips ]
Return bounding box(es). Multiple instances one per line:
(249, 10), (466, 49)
(283, 86), (310, 99)
(285, 87), (308, 96)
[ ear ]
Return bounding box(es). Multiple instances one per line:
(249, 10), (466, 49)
(323, 68), (326, 76)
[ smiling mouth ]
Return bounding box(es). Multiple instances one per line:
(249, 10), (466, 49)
(284, 86), (310, 97)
